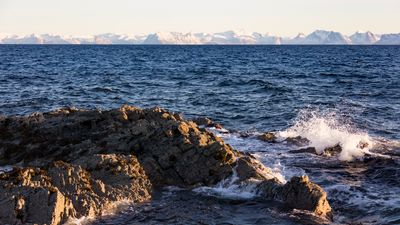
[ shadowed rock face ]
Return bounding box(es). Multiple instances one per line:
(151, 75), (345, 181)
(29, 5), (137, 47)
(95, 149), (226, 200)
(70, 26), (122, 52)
(0, 105), (332, 224)
(0, 155), (151, 224)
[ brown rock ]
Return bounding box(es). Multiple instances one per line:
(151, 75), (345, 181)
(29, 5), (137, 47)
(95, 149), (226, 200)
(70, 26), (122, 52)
(192, 117), (214, 127)
(257, 132), (277, 143)
(257, 175), (332, 221)
(0, 182), (72, 225)
(0, 105), (333, 224)
(192, 117), (223, 130)
(324, 144), (342, 156)
(236, 156), (276, 181)
(285, 136), (310, 146)
(0, 154), (151, 224)
(289, 147), (317, 154)
(282, 176), (333, 220)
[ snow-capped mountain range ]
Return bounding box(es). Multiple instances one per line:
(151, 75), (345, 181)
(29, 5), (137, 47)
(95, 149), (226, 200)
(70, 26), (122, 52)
(1, 30), (399, 45)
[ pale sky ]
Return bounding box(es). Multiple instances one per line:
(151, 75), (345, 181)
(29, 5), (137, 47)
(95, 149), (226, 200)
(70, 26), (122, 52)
(0, 0), (399, 37)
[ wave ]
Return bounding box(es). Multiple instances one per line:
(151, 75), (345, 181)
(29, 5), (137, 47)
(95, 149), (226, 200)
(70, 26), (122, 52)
(63, 199), (133, 225)
(277, 109), (374, 161)
(193, 167), (259, 199)
(193, 162), (286, 200)
(0, 165), (13, 174)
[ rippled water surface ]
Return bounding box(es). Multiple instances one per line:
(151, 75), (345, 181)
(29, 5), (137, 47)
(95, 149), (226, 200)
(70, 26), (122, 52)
(1, 45), (399, 224)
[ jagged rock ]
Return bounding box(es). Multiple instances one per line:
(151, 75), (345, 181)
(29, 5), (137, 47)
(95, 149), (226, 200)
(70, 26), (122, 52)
(0, 185), (68, 225)
(192, 117), (223, 129)
(283, 176), (332, 219)
(289, 145), (341, 156)
(324, 144), (342, 156)
(257, 132), (277, 143)
(0, 105), (332, 224)
(0, 154), (151, 224)
(285, 136), (310, 146)
(0, 105), (237, 186)
(236, 156), (277, 181)
(257, 176), (332, 220)
(289, 147), (317, 154)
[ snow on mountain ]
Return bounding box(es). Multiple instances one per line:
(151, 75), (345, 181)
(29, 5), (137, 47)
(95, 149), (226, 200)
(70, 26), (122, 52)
(143, 32), (201, 44)
(0, 33), (146, 44)
(323, 31), (351, 44)
(39, 34), (71, 44)
(252, 32), (282, 45)
(294, 30), (350, 44)
(208, 31), (252, 44)
(350, 31), (378, 44)
(0, 30), (399, 45)
(1, 34), (44, 44)
(141, 31), (281, 45)
(302, 30), (331, 44)
(375, 33), (400, 45)
(283, 33), (306, 44)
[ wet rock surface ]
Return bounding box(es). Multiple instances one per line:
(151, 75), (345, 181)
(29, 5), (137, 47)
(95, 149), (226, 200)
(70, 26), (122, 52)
(257, 132), (277, 143)
(0, 106), (332, 224)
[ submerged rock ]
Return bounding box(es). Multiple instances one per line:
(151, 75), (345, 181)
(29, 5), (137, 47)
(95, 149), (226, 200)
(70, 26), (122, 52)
(324, 144), (342, 156)
(289, 147), (318, 154)
(285, 136), (310, 146)
(257, 132), (277, 143)
(0, 105), (332, 224)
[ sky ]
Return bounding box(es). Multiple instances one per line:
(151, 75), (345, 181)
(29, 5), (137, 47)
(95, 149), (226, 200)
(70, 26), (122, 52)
(0, 0), (399, 37)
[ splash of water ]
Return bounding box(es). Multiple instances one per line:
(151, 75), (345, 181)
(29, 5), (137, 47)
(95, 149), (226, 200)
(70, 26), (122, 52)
(278, 109), (374, 161)
(193, 161), (286, 200)
(193, 167), (259, 199)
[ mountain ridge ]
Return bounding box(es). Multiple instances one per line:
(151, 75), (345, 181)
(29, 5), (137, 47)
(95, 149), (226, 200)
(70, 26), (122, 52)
(1, 30), (399, 45)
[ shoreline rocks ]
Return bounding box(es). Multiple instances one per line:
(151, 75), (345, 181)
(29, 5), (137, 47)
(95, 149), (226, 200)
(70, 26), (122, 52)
(0, 105), (332, 224)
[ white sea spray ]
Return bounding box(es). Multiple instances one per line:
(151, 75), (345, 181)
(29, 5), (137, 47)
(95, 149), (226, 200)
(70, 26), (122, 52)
(278, 109), (374, 161)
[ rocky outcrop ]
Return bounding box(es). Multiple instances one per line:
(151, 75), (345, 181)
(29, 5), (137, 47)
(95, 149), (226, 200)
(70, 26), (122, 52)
(0, 105), (332, 224)
(192, 117), (223, 129)
(0, 154), (151, 224)
(254, 175), (332, 221)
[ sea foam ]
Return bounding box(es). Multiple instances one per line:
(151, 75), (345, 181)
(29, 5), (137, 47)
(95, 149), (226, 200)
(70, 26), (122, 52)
(278, 109), (374, 161)
(193, 167), (259, 199)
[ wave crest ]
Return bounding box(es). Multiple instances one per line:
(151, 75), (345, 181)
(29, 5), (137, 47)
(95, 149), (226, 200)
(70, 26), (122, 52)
(278, 109), (374, 161)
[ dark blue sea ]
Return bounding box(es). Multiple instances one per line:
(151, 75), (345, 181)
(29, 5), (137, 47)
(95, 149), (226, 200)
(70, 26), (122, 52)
(1, 45), (399, 225)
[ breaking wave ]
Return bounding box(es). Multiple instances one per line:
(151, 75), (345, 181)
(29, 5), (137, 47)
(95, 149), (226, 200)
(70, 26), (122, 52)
(193, 167), (259, 199)
(193, 163), (285, 200)
(278, 109), (374, 161)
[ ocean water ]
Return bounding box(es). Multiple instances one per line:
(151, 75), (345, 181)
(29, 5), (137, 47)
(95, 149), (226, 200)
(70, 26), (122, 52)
(0, 45), (399, 224)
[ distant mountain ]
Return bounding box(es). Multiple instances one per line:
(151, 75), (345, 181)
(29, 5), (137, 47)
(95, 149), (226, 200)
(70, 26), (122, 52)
(283, 33), (306, 44)
(0, 33), (146, 44)
(0, 30), (399, 45)
(350, 31), (378, 45)
(303, 30), (332, 44)
(143, 32), (201, 44)
(323, 31), (352, 44)
(375, 33), (400, 45)
(142, 31), (281, 45)
(285, 30), (351, 45)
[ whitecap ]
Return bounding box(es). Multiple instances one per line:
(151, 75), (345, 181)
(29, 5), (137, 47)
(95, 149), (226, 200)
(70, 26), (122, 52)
(193, 167), (259, 199)
(278, 109), (374, 161)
